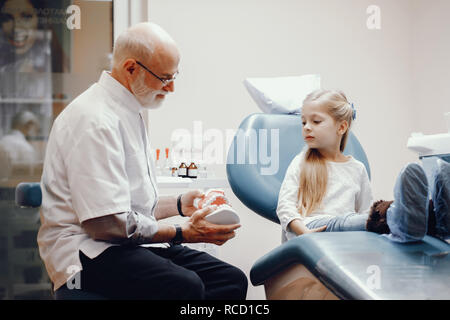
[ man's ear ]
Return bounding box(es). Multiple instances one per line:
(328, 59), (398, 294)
(126, 65), (135, 74)
(123, 59), (137, 77)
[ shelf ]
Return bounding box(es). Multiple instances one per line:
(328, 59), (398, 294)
(156, 176), (230, 189)
(0, 98), (68, 104)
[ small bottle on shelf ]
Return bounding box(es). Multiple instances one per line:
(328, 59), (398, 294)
(155, 148), (162, 176)
(178, 162), (188, 178)
(197, 161), (207, 179)
(187, 162), (198, 179)
(164, 148), (170, 176)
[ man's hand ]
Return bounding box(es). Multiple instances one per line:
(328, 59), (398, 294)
(180, 189), (204, 217)
(181, 206), (241, 246)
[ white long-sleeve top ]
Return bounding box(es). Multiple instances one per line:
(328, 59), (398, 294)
(276, 151), (373, 242)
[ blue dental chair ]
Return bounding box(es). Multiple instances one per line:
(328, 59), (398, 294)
(226, 113), (450, 300)
(15, 183), (106, 300)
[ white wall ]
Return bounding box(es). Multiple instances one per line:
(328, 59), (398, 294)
(147, 0), (448, 299)
(410, 0), (450, 134)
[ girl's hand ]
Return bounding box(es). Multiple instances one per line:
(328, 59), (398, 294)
(305, 225), (327, 233)
(288, 219), (327, 236)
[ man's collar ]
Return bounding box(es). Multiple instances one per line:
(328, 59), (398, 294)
(97, 71), (143, 115)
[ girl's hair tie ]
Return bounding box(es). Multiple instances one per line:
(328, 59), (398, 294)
(351, 103), (356, 120)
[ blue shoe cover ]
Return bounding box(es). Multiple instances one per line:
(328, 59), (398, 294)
(384, 163), (429, 243)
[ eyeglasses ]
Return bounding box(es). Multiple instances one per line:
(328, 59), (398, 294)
(136, 60), (178, 86)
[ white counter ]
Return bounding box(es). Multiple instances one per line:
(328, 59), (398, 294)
(156, 176), (230, 189)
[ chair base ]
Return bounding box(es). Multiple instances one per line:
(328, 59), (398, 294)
(264, 264), (339, 300)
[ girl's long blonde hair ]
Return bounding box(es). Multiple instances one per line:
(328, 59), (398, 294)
(297, 89), (355, 217)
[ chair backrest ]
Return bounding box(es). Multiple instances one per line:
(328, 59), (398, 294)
(14, 181), (109, 300)
(15, 182), (42, 208)
(226, 113), (371, 224)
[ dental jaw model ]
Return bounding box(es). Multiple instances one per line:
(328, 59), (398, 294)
(193, 189), (240, 225)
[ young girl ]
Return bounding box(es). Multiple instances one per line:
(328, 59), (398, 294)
(277, 89), (434, 243)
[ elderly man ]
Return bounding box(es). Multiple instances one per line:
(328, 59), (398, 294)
(37, 22), (248, 300)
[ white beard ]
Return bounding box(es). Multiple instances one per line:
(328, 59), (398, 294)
(130, 72), (167, 109)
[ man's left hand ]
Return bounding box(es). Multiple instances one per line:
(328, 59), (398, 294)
(181, 189), (205, 217)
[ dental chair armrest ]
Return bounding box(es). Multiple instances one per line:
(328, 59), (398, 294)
(250, 235), (322, 287)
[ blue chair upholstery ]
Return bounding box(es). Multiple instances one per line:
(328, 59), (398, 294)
(15, 183), (42, 208)
(226, 113), (370, 224)
(250, 232), (450, 299)
(226, 113), (450, 299)
(15, 182), (107, 300)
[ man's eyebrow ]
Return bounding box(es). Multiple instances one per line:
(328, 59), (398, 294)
(161, 71), (178, 78)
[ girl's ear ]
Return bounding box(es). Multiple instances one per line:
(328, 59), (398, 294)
(337, 120), (348, 135)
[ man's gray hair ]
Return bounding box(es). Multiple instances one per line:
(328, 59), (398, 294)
(112, 29), (155, 70)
